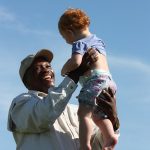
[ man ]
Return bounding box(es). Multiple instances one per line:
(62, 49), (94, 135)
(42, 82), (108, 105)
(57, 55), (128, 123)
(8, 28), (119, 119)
(7, 49), (119, 150)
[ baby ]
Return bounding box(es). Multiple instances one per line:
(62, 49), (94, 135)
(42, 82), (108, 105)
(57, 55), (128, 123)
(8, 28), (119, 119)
(58, 8), (118, 150)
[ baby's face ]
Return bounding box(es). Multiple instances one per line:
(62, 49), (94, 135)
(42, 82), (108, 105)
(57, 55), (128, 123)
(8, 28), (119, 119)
(60, 30), (75, 44)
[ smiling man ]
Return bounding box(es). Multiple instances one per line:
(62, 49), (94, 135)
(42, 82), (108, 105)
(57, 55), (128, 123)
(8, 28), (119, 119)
(7, 49), (119, 150)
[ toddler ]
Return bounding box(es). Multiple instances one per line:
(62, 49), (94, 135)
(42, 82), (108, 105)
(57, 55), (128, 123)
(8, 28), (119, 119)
(58, 8), (118, 150)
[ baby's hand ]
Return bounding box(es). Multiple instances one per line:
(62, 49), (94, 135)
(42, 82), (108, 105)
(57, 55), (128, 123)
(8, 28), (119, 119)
(61, 68), (68, 77)
(61, 59), (71, 76)
(61, 70), (65, 76)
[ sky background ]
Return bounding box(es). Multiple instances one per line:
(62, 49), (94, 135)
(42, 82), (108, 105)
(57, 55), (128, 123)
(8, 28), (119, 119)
(0, 0), (150, 150)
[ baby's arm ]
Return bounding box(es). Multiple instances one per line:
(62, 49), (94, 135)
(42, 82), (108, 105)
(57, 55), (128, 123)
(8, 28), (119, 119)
(61, 53), (83, 76)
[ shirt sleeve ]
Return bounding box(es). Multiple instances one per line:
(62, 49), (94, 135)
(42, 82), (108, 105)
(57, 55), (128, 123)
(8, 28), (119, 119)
(8, 77), (77, 133)
(72, 41), (86, 55)
(94, 39), (106, 56)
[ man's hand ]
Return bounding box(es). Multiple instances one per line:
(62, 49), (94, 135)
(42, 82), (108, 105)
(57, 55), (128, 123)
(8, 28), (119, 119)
(96, 88), (120, 131)
(87, 48), (99, 63)
(68, 48), (99, 83)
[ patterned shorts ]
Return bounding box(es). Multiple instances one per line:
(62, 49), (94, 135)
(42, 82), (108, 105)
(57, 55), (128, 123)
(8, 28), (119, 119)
(78, 73), (117, 118)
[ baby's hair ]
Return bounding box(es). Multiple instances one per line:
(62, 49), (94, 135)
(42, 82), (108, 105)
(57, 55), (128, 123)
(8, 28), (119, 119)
(58, 8), (90, 32)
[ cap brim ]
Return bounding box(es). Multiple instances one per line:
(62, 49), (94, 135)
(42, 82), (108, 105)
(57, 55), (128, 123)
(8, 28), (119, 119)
(35, 49), (53, 63)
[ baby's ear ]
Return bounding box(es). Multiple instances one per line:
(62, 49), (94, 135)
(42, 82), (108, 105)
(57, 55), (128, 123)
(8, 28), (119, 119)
(66, 29), (74, 36)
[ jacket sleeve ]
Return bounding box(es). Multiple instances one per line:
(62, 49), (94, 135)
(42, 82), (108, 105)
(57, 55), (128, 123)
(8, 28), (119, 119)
(8, 77), (77, 133)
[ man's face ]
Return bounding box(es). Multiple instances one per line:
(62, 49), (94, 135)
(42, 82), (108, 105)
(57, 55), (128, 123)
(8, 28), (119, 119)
(30, 58), (55, 93)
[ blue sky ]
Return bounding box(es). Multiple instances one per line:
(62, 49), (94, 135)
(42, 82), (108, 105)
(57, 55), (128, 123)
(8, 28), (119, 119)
(0, 0), (150, 150)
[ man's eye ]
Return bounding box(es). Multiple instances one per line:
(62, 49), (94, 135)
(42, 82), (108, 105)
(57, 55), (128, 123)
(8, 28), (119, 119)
(35, 67), (40, 70)
(47, 65), (51, 69)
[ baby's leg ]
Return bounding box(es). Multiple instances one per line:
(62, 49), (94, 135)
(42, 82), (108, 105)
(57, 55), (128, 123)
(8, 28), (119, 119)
(78, 104), (93, 150)
(93, 116), (118, 150)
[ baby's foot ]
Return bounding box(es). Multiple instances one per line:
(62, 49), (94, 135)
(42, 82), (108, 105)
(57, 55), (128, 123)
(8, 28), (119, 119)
(103, 135), (118, 150)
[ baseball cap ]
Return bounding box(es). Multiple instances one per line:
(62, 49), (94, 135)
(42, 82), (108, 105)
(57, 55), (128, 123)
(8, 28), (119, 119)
(19, 49), (53, 81)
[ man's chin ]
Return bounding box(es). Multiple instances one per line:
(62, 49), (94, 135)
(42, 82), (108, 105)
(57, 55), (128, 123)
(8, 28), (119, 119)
(42, 79), (55, 88)
(47, 80), (55, 87)
(49, 82), (55, 87)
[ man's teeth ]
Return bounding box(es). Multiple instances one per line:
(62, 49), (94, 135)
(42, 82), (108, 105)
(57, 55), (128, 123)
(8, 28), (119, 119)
(43, 75), (52, 79)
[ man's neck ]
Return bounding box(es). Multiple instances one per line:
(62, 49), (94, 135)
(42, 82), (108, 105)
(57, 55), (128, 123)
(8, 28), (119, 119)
(29, 87), (48, 94)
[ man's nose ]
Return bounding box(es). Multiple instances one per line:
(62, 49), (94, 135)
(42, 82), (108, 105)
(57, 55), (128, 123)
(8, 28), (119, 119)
(42, 65), (47, 69)
(41, 65), (52, 73)
(39, 66), (48, 72)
